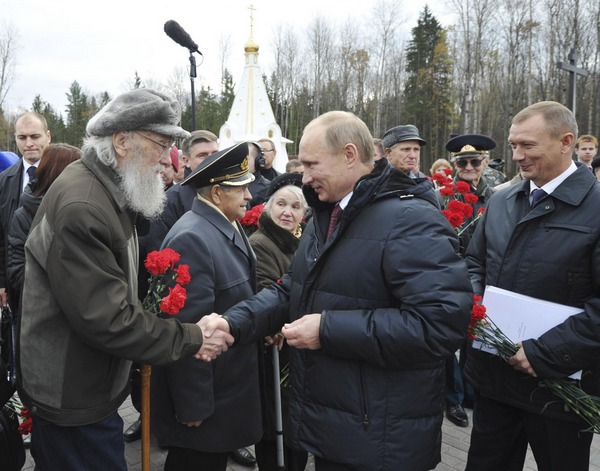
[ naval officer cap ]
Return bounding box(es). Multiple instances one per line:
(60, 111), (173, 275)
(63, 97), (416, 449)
(181, 141), (255, 189)
(445, 133), (497, 160)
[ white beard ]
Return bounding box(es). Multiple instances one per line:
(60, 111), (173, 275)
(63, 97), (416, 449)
(117, 147), (166, 219)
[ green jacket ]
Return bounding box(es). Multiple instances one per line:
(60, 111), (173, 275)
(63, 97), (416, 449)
(18, 150), (203, 426)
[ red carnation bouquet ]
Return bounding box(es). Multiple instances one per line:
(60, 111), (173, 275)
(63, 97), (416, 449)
(432, 170), (485, 236)
(6, 396), (32, 436)
(143, 248), (191, 316)
(238, 203), (265, 237)
(468, 294), (600, 433)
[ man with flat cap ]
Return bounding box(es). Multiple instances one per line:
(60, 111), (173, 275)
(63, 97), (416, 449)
(382, 124), (427, 178)
(438, 133), (497, 430)
(17, 88), (233, 471)
(151, 141), (263, 471)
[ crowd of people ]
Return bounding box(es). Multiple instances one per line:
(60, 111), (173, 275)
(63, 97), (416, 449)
(1, 89), (599, 471)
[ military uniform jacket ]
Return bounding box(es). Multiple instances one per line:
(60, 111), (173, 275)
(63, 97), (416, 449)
(151, 197), (262, 452)
(465, 164), (600, 423)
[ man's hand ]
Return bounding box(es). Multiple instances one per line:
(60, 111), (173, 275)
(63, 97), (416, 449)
(508, 342), (538, 377)
(281, 314), (321, 350)
(0, 287), (7, 307)
(181, 419), (203, 427)
(194, 314), (234, 361)
(199, 313), (231, 338)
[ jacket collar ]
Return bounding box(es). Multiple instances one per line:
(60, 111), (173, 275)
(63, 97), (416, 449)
(505, 164), (596, 207)
(81, 150), (129, 213)
(191, 198), (251, 257)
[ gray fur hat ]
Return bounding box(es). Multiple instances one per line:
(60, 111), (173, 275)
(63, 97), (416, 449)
(86, 88), (190, 139)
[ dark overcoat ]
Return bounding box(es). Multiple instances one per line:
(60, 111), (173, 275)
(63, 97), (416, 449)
(151, 197), (262, 452)
(465, 164), (600, 423)
(0, 161), (24, 308)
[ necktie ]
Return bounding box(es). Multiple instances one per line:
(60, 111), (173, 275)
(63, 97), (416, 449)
(530, 188), (547, 208)
(326, 204), (343, 239)
(27, 166), (36, 182)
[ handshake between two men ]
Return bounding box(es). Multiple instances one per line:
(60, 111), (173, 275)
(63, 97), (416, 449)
(194, 312), (324, 361)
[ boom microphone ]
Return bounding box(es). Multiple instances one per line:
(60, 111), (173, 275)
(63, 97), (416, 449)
(164, 20), (202, 55)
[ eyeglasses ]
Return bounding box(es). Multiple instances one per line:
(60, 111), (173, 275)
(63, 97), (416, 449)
(456, 158), (483, 169)
(260, 148), (275, 153)
(135, 131), (173, 156)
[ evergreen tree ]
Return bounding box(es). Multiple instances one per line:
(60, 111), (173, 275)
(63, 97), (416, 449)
(32, 95), (66, 144)
(403, 6), (453, 169)
(65, 81), (91, 147)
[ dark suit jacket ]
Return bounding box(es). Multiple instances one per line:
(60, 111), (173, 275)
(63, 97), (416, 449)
(0, 161), (24, 307)
(150, 197), (262, 452)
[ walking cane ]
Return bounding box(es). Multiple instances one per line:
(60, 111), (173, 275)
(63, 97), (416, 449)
(272, 344), (285, 470)
(140, 363), (151, 471)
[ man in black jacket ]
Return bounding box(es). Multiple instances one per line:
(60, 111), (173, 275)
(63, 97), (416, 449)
(464, 101), (600, 471)
(203, 111), (473, 471)
(0, 112), (51, 312)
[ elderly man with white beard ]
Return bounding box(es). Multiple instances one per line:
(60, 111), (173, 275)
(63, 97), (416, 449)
(17, 89), (233, 471)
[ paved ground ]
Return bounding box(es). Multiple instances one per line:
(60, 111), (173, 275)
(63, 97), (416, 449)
(21, 397), (600, 470)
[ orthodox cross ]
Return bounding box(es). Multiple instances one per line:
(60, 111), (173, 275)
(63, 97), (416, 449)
(557, 48), (588, 118)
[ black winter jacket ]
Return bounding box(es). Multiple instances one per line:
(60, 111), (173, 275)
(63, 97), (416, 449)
(465, 165), (600, 423)
(7, 183), (42, 290)
(224, 160), (473, 471)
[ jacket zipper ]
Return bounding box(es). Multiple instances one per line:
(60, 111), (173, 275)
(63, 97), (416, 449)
(358, 363), (370, 430)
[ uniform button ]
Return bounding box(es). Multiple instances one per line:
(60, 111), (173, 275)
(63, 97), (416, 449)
(563, 354), (570, 361)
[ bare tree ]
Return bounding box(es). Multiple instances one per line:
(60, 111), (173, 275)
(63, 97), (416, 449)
(306, 15), (335, 117)
(368, 0), (403, 137)
(0, 22), (18, 111)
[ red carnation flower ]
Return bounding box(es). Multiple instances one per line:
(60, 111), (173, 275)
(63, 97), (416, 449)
(145, 248), (181, 275)
(463, 193), (479, 204)
(441, 209), (465, 229)
(439, 186), (455, 197)
(455, 181), (471, 194)
(175, 264), (191, 285)
(160, 284), (187, 315)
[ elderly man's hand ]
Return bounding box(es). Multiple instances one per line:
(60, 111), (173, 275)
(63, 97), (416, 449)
(181, 419), (203, 427)
(507, 342), (538, 377)
(281, 314), (321, 350)
(195, 314), (234, 361)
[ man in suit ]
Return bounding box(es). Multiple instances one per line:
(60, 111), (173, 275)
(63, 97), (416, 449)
(151, 142), (262, 471)
(575, 134), (598, 171)
(0, 112), (51, 310)
(464, 101), (600, 471)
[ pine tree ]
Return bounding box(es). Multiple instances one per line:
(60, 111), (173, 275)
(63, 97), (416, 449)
(403, 6), (453, 169)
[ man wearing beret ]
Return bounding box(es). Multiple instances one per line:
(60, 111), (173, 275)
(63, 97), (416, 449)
(465, 101), (600, 470)
(204, 111), (472, 470)
(382, 124), (427, 178)
(17, 89), (233, 471)
(151, 142), (262, 471)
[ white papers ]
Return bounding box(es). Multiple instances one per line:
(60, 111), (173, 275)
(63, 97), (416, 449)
(474, 285), (583, 379)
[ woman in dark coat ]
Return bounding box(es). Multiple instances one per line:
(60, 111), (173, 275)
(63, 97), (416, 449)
(7, 143), (81, 290)
(248, 174), (308, 471)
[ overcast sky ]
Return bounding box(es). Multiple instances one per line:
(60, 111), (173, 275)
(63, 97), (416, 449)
(2, 0), (452, 116)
